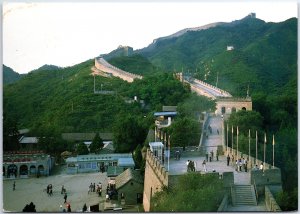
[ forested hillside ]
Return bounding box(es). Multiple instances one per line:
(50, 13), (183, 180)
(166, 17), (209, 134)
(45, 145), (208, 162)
(3, 15), (297, 210)
(137, 16), (297, 97)
(3, 65), (24, 84)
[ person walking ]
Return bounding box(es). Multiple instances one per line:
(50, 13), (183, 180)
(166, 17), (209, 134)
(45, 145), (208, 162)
(227, 154), (230, 166)
(13, 181), (16, 191)
(205, 152), (209, 162)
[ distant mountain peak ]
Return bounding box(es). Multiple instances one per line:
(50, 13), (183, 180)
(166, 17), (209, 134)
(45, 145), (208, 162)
(153, 22), (225, 44)
(30, 64), (62, 73)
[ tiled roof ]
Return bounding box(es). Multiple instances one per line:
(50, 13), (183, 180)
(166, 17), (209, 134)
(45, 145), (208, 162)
(162, 106), (177, 112)
(19, 137), (38, 144)
(115, 168), (143, 190)
(61, 133), (113, 141)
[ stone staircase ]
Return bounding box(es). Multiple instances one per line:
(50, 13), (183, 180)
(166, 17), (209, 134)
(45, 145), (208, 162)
(231, 184), (257, 206)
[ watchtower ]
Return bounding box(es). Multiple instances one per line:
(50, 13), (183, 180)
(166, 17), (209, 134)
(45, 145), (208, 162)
(215, 97), (252, 116)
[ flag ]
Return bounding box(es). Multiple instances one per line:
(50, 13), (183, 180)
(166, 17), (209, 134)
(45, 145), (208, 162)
(272, 135), (275, 145)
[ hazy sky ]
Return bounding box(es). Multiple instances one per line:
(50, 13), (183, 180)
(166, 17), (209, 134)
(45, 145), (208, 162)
(3, 1), (298, 74)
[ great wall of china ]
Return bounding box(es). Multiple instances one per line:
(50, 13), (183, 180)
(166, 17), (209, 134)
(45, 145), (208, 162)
(92, 57), (143, 83)
(90, 59), (281, 212)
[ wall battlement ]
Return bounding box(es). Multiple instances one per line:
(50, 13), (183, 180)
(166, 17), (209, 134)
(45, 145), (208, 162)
(94, 58), (143, 83)
(146, 149), (168, 185)
(143, 149), (168, 212)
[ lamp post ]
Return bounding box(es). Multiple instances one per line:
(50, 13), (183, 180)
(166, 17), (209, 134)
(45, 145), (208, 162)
(272, 134), (275, 168)
(248, 129), (251, 167)
(264, 133), (266, 172)
(168, 135), (171, 171)
(236, 126), (239, 159)
(231, 126), (233, 155)
(226, 124), (229, 155)
(256, 131), (258, 165)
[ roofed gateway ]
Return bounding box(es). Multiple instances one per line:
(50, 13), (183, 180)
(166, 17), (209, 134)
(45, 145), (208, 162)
(215, 97), (252, 116)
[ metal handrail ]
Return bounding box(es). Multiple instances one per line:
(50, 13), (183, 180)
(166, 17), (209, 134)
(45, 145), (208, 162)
(230, 184), (235, 206)
(253, 178), (258, 204)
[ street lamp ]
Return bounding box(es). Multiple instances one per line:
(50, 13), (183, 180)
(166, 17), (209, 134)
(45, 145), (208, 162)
(263, 133), (266, 172)
(226, 124), (229, 155)
(248, 129), (251, 167)
(236, 126), (239, 159)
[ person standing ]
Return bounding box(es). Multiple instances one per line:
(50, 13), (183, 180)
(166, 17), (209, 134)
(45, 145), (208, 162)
(64, 192), (67, 203)
(242, 158), (246, 172)
(202, 160), (207, 172)
(13, 181), (16, 191)
(61, 185), (65, 194)
(82, 203), (87, 212)
(244, 159), (248, 172)
(186, 160), (190, 172)
(67, 204), (71, 212)
(259, 162), (264, 170)
(227, 154), (230, 166)
(205, 152), (209, 162)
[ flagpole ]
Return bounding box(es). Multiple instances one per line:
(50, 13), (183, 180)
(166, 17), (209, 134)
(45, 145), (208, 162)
(236, 126), (239, 159)
(248, 129), (251, 167)
(256, 131), (258, 165)
(264, 133), (266, 172)
(226, 124), (229, 155)
(231, 126), (233, 155)
(168, 135), (170, 171)
(272, 134), (275, 168)
(163, 132), (166, 165)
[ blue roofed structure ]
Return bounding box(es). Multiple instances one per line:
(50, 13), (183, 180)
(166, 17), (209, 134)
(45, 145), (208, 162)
(153, 112), (177, 117)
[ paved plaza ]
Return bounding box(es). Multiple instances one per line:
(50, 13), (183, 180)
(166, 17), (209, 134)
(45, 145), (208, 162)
(2, 167), (109, 212)
(2, 115), (266, 212)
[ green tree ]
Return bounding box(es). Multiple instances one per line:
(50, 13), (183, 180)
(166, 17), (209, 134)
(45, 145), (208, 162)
(166, 117), (200, 148)
(77, 142), (89, 155)
(113, 114), (147, 153)
(133, 144), (143, 169)
(227, 110), (263, 135)
(90, 133), (104, 153)
(3, 115), (19, 151)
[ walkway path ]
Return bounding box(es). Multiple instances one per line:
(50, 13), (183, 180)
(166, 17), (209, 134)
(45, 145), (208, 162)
(168, 115), (267, 211)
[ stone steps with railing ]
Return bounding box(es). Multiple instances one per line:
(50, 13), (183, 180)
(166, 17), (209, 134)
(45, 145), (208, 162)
(232, 184), (257, 206)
